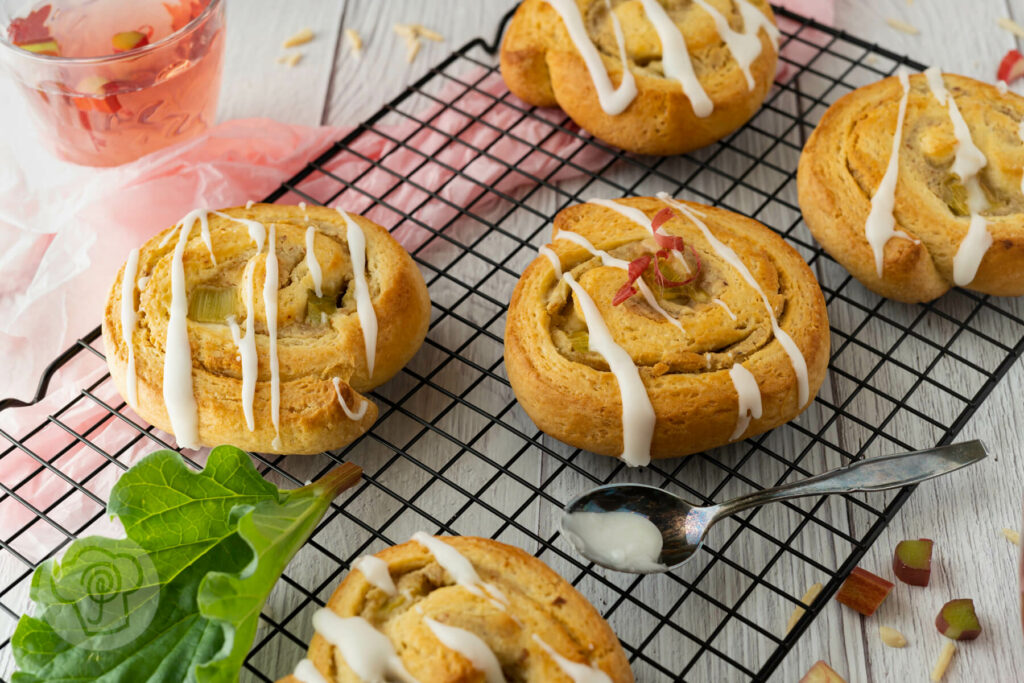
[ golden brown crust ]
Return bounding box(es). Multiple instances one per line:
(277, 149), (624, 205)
(504, 197), (829, 460)
(279, 536), (634, 683)
(500, 0), (778, 155)
(101, 204), (430, 454)
(797, 72), (1024, 302)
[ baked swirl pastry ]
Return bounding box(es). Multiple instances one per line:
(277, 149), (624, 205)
(798, 69), (1024, 302)
(505, 196), (829, 466)
(101, 203), (430, 454)
(500, 0), (779, 155)
(279, 534), (633, 683)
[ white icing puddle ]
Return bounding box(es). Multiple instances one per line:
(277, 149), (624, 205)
(562, 510), (667, 573)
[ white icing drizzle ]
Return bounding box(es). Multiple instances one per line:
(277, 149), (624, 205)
(728, 363), (762, 440)
(532, 635), (613, 683)
(305, 226), (324, 297)
(211, 210), (265, 251)
(556, 229), (684, 334)
(657, 193), (810, 407)
(263, 224), (282, 450)
(120, 248), (140, 407)
(137, 275), (150, 290)
(997, 80), (1009, 95)
(543, 0), (637, 115)
(311, 610), (420, 683)
(638, 0), (712, 117)
(587, 197), (685, 263)
(292, 659), (328, 683)
(332, 377), (369, 421)
(337, 209), (379, 377)
(157, 229), (175, 248)
(564, 272), (656, 467)
(245, 199), (255, 209)
(411, 532), (508, 605)
(299, 201), (307, 212)
(196, 210), (215, 264)
(864, 67), (914, 277)
(562, 510), (666, 573)
(693, 0), (778, 90)
(163, 212), (204, 450)
(712, 297), (737, 321)
(539, 244), (563, 279)
(925, 67), (993, 286)
(237, 260), (259, 432)
(353, 554), (397, 595)
(424, 618), (507, 683)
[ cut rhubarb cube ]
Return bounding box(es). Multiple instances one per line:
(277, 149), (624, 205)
(835, 567), (894, 616)
(112, 30), (149, 53)
(800, 660), (846, 683)
(17, 39), (59, 56)
(936, 599), (981, 641)
(893, 538), (933, 586)
(73, 77), (122, 114)
(997, 49), (1024, 85)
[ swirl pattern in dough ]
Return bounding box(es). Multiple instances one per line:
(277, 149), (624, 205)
(278, 535), (633, 683)
(504, 196), (829, 466)
(798, 70), (1024, 302)
(101, 203), (430, 454)
(500, 0), (779, 155)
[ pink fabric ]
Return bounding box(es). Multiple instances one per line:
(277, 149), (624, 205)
(0, 2), (834, 554)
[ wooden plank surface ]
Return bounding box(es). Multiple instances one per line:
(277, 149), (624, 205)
(2, 1), (1024, 682)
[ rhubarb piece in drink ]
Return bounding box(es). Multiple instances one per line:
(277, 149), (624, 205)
(835, 567), (894, 616)
(111, 30), (149, 52)
(893, 538), (933, 586)
(935, 599), (982, 641)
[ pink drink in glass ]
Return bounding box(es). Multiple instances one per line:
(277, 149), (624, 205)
(1, 0), (224, 166)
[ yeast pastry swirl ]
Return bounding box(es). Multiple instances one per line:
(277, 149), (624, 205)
(278, 535), (633, 683)
(500, 0), (778, 155)
(504, 196), (829, 465)
(798, 71), (1024, 302)
(101, 203), (430, 454)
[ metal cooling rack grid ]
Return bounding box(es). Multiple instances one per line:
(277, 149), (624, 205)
(3, 6), (1024, 682)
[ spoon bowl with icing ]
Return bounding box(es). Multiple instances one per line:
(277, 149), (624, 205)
(562, 441), (988, 574)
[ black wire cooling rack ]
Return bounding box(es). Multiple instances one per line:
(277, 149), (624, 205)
(3, 6), (1024, 682)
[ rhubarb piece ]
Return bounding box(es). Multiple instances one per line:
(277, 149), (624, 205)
(568, 330), (589, 354)
(835, 567), (893, 616)
(8, 4), (52, 45)
(189, 285), (238, 322)
(799, 660), (846, 683)
(1003, 528), (1021, 545)
(997, 49), (1024, 85)
(73, 76), (122, 114)
(305, 290), (335, 323)
(18, 38), (59, 55)
(112, 30), (150, 53)
(878, 625), (907, 648)
(935, 599), (981, 640)
(930, 641), (956, 682)
(893, 538), (933, 586)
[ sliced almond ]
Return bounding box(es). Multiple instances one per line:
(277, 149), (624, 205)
(345, 28), (363, 57)
(1003, 528), (1020, 545)
(412, 24), (444, 42)
(785, 582), (823, 634)
(279, 52), (303, 68)
(886, 17), (920, 35)
(393, 24), (417, 39)
(878, 625), (907, 648)
(998, 17), (1024, 39)
(283, 27), (314, 48)
(406, 38), (421, 63)
(930, 641), (956, 682)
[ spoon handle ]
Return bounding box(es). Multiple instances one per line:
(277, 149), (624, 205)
(711, 441), (987, 521)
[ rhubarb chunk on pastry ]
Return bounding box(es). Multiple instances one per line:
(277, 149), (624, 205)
(500, 0), (779, 155)
(278, 535), (634, 683)
(102, 203), (430, 454)
(798, 70), (1024, 302)
(504, 196), (829, 466)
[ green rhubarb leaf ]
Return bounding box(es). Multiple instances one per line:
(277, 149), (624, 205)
(11, 445), (360, 683)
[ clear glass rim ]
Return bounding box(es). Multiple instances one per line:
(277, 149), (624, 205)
(0, 0), (223, 65)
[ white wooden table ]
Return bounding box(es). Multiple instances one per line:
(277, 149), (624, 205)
(3, 1), (1024, 681)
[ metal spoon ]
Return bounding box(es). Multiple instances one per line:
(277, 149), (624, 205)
(562, 440), (987, 574)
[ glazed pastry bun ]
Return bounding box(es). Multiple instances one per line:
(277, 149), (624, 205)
(279, 534), (634, 683)
(798, 69), (1024, 302)
(101, 203), (430, 454)
(504, 196), (829, 466)
(500, 0), (779, 155)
